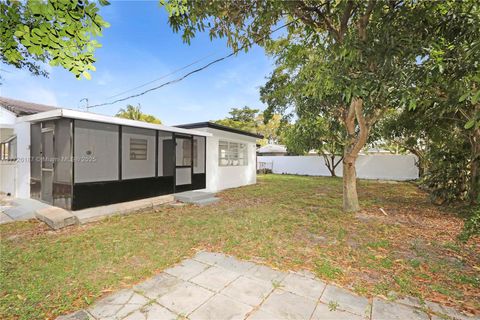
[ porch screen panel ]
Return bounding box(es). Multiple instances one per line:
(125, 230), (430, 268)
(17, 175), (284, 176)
(53, 119), (73, 209)
(122, 126), (155, 179)
(74, 120), (119, 183)
(158, 131), (174, 176)
(54, 119), (72, 184)
(176, 138), (192, 166)
(193, 136), (205, 174)
(30, 123), (41, 180)
(30, 123), (41, 199)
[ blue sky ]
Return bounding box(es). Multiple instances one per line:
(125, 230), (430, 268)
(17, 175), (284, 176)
(0, 1), (274, 125)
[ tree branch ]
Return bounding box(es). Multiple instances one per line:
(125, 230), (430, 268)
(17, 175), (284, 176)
(339, 1), (355, 40)
(350, 98), (369, 156)
(358, 0), (376, 41)
(297, 2), (341, 41)
(344, 100), (356, 136)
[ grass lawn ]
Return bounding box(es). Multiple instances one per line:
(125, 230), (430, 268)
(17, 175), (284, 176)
(1, 174), (479, 319)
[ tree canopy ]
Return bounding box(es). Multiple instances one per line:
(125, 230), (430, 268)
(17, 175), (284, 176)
(160, 0), (480, 212)
(0, 0), (109, 79)
(214, 106), (284, 146)
(116, 104), (162, 124)
(215, 106), (259, 133)
(284, 116), (344, 176)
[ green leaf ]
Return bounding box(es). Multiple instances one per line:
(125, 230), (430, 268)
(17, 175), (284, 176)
(32, 28), (45, 37)
(464, 119), (475, 129)
(458, 93), (469, 102)
(82, 71), (92, 80)
(472, 90), (480, 105)
(14, 30), (24, 38)
(408, 100), (417, 110)
(20, 38), (31, 47)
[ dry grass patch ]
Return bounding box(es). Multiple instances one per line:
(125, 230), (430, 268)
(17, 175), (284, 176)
(1, 175), (478, 319)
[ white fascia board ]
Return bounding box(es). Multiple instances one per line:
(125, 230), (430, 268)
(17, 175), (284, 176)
(206, 127), (258, 143)
(17, 109), (211, 137)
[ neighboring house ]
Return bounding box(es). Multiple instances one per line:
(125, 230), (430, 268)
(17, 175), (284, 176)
(257, 144), (288, 156)
(0, 97), (260, 210)
(361, 147), (394, 155)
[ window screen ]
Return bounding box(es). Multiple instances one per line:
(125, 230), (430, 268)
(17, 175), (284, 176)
(74, 120), (119, 183)
(193, 136), (205, 174)
(0, 137), (16, 160)
(219, 141), (229, 166)
(30, 123), (41, 179)
(218, 140), (248, 166)
(122, 126), (155, 179)
(176, 138), (192, 166)
(130, 138), (147, 160)
(54, 118), (72, 184)
(158, 131), (174, 177)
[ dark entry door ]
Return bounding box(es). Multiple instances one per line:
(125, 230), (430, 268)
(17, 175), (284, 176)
(175, 135), (193, 191)
(41, 126), (54, 203)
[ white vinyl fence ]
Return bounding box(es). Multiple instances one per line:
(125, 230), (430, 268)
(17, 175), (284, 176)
(257, 154), (419, 181)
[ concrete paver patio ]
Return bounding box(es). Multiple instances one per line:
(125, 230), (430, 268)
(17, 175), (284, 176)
(58, 252), (478, 320)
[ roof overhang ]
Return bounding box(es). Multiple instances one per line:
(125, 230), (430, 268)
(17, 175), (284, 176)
(0, 96), (57, 116)
(18, 109), (211, 137)
(176, 121), (263, 139)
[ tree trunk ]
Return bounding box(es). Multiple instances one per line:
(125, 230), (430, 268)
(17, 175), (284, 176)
(343, 155), (360, 212)
(409, 148), (427, 178)
(469, 127), (480, 205)
(322, 154), (339, 177)
(342, 98), (370, 212)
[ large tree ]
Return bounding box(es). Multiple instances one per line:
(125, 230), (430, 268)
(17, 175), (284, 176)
(215, 106), (259, 133)
(160, 0), (478, 212)
(215, 106), (284, 145)
(378, 2), (480, 205)
(0, 0), (109, 79)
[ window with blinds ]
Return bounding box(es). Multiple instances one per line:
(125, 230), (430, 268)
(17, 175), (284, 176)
(218, 140), (248, 166)
(130, 138), (147, 160)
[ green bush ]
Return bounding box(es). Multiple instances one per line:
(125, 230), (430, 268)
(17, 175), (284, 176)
(459, 206), (480, 242)
(421, 140), (471, 204)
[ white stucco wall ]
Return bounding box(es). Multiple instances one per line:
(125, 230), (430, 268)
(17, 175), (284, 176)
(0, 107), (31, 197)
(194, 128), (257, 192)
(258, 154), (419, 181)
(0, 106), (16, 126)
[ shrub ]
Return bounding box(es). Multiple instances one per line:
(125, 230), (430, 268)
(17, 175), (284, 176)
(459, 206), (480, 242)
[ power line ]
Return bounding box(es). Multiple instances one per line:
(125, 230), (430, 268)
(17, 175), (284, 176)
(89, 20), (295, 109)
(105, 52), (218, 99)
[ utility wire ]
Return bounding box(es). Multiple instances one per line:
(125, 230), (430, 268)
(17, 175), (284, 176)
(106, 52), (218, 99)
(89, 20), (295, 109)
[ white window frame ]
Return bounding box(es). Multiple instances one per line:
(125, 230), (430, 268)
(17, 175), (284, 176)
(218, 140), (248, 166)
(0, 136), (17, 161)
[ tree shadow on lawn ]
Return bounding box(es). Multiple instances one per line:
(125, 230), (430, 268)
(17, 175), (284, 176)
(0, 174), (478, 319)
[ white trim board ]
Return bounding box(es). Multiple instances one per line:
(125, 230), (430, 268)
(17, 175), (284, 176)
(17, 109), (211, 137)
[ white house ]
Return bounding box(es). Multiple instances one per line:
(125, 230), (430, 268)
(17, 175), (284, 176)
(0, 97), (260, 210)
(257, 144), (288, 156)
